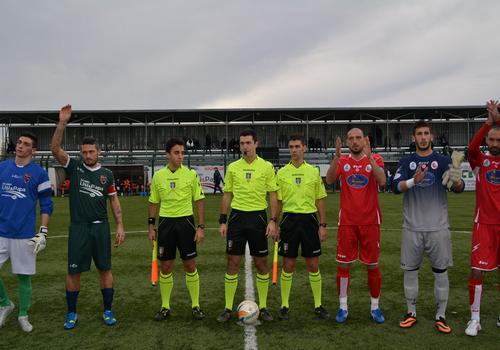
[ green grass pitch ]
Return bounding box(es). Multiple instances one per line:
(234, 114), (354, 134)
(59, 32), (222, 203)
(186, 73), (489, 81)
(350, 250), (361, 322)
(1, 192), (499, 349)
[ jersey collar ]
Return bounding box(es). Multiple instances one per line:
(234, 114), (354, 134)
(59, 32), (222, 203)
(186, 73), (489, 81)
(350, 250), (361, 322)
(82, 162), (102, 172)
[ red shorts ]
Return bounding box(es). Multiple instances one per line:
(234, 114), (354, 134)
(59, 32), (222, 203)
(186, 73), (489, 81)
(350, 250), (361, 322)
(336, 225), (380, 265)
(471, 223), (500, 271)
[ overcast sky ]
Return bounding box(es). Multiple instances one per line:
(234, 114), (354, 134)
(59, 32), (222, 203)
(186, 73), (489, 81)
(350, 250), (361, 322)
(0, 0), (498, 111)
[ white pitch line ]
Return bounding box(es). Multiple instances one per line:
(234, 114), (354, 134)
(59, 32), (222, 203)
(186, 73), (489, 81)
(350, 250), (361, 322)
(244, 243), (258, 350)
(47, 227), (472, 239)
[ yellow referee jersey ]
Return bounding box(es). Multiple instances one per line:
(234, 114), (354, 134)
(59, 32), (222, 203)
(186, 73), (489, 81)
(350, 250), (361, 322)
(276, 161), (326, 214)
(149, 165), (205, 217)
(224, 156), (278, 211)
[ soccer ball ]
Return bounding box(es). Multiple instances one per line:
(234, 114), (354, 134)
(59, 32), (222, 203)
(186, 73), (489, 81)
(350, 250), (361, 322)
(237, 300), (260, 325)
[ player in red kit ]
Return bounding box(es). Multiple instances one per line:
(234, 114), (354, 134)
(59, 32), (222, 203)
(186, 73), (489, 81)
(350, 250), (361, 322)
(465, 100), (500, 336)
(326, 128), (386, 324)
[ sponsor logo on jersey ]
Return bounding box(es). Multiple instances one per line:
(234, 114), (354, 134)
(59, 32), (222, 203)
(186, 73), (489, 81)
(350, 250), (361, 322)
(78, 179), (104, 197)
(1, 183), (27, 200)
(343, 164), (350, 172)
(431, 161), (438, 170)
(295, 177), (301, 185)
(365, 164), (372, 172)
(409, 162), (417, 170)
(483, 159), (490, 167)
(416, 172), (435, 188)
(485, 169), (500, 185)
(23, 173), (31, 183)
(346, 174), (369, 188)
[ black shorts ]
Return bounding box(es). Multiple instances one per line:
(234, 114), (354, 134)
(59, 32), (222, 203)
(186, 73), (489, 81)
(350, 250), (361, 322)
(157, 216), (197, 261)
(278, 213), (321, 258)
(227, 209), (268, 257)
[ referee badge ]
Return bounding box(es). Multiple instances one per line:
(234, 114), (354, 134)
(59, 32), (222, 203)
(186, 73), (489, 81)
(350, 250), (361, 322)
(245, 173), (252, 181)
(170, 181), (176, 189)
(295, 177), (301, 185)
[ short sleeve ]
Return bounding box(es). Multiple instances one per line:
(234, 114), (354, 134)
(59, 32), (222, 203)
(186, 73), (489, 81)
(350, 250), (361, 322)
(192, 170), (205, 201)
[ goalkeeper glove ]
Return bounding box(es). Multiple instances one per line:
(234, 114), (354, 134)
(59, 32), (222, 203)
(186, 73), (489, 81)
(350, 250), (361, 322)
(28, 226), (47, 254)
(441, 150), (464, 189)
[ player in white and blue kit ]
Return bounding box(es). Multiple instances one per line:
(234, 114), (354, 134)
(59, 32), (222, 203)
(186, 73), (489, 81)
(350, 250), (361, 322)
(393, 121), (464, 334)
(0, 132), (53, 332)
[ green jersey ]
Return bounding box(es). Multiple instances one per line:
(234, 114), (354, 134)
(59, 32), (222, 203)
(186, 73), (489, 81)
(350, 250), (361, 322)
(224, 156), (278, 211)
(65, 158), (116, 223)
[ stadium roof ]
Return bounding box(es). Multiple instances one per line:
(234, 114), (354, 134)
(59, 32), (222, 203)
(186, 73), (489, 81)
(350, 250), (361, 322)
(0, 105), (487, 126)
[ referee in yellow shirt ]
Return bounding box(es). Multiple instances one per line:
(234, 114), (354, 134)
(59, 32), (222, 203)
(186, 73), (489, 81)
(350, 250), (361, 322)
(147, 138), (206, 321)
(217, 129), (279, 322)
(276, 135), (330, 320)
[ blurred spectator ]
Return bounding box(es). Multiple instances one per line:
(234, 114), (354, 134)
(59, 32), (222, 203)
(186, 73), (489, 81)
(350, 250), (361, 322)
(213, 167), (224, 194)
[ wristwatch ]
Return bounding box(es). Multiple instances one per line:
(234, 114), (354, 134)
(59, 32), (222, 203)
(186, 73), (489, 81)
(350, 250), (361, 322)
(319, 223), (327, 228)
(197, 224), (205, 229)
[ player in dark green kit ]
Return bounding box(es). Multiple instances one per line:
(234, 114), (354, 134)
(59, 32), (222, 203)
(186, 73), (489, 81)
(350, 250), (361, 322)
(51, 105), (125, 330)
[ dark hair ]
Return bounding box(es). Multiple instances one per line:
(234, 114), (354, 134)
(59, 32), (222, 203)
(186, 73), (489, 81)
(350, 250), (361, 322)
(413, 120), (432, 135)
(240, 129), (257, 142)
(82, 136), (100, 150)
(288, 134), (306, 145)
(19, 131), (38, 148)
(165, 138), (185, 153)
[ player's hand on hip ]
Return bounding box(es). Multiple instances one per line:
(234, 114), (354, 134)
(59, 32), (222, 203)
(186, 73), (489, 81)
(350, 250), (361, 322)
(28, 226), (47, 254)
(195, 228), (205, 243)
(318, 226), (327, 242)
(219, 223), (227, 237)
(148, 227), (157, 242)
(413, 164), (428, 184)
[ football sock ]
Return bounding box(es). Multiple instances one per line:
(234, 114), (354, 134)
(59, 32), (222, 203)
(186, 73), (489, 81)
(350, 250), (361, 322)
(336, 266), (350, 310)
(0, 277), (10, 307)
(159, 272), (173, 310)
(185, 269), (200, 308)
(256, 273), (269, 309)
(308, 271), (322, 309)
(404, 269), (419, 315)
(224, 273), (238, 310)
(101, 288), (114, 311)
(367, 267), (381, 310)
(17, 274), (31, 317)
(433, 271), (449, 319)
(66, 290), (79, 313)
(280, 270), (294, 308)
(468, 276), (483, 321)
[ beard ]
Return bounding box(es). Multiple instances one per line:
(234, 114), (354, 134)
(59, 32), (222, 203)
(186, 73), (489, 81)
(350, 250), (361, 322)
(84, 159), (98, 167)
(349, 146), (362, 155)
(416, 142), (431, 152)
(489, 146), (500, 156)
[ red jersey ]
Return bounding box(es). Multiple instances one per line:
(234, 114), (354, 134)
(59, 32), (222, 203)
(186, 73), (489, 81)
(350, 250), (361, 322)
(468, 122), (500, 224)
(336, 153), (384, 225)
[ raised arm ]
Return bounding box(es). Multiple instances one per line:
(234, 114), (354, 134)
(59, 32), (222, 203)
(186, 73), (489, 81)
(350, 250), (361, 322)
(363, 137), (386, 187)
(326, 136), (342, 185)
(51, 104), (72, 165)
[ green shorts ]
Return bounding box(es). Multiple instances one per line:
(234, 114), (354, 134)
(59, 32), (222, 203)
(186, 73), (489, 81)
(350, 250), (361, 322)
(68, 221), (111, 274)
